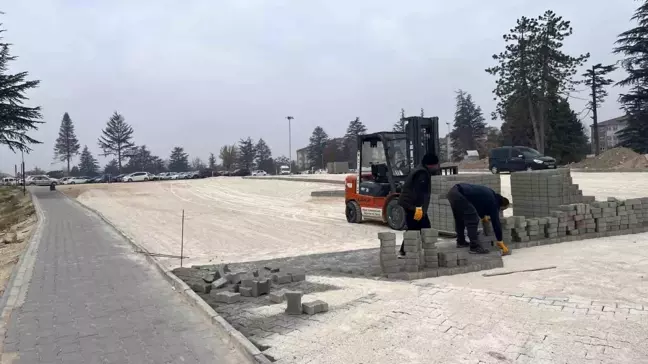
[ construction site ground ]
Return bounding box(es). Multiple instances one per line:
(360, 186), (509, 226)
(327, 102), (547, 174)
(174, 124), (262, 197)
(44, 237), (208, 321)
(60, 173), (648, 364)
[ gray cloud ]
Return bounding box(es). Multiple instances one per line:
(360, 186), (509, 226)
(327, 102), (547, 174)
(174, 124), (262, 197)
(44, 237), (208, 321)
(0, 0), (637, 172)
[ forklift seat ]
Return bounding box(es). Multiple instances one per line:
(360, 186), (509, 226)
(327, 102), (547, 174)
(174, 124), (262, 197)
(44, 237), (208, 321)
(371, 163), (389, 184)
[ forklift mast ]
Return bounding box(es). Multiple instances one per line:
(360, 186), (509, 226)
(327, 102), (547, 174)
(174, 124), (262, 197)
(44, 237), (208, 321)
(403, 116), (439, 169)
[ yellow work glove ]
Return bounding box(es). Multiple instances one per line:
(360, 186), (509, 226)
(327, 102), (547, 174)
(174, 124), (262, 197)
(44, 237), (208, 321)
(482, 216), (490, 223)
(413, 207), (423, 221)
(496, 241), (510, 255)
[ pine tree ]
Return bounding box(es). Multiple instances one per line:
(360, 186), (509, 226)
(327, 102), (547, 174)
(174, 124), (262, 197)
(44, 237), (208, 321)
(393, 108), (406, 132)
(78, 146), (99, 176)
(219, 145), (237, 171)
(486, 11), (589, 153)
(582, 63), (617, 155)
(97, 112), (135, 173)
(255, 138), (273, 173)
(238, 137), (256, 171)
(124, 145), (163, 173)
(70, 166), (80, 177)
(168, 147), (189, 172)
(449, 90), (487, 160)
(483, 127), (503, 155)
(344, 117), (367, 169)
(53, 112), (80, 174)
(613, 1), (648, 153)
(104, 160), (119, 175)
(307, 126), (329, 169)
(545, 97), (588, 164)
(208, 153), (217, 169)
(0, 24), (43, 152)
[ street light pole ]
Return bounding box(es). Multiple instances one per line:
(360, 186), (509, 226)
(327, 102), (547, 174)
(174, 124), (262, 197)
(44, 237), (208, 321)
(286, 116), (294, 174)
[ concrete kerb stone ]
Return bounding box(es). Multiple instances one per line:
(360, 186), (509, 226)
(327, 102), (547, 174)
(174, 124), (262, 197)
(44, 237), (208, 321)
(0, 191), (44, 361)
(61, 192), (270, 364)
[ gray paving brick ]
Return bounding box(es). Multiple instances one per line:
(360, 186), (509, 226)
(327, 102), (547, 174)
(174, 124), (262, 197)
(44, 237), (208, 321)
(1, 190), (249, 363)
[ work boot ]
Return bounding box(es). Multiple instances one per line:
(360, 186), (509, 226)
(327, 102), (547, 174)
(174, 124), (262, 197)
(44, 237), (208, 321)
(469, 245), (489, 254)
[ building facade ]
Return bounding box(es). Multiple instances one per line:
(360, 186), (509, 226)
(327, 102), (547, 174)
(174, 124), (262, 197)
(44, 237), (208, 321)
(590, 116), (627, 154)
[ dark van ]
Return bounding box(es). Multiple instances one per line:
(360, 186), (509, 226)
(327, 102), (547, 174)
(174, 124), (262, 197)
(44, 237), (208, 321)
(488, 146), (556, 174)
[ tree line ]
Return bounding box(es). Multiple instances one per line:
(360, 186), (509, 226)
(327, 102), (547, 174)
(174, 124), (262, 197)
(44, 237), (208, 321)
(3, 5), (648, 172)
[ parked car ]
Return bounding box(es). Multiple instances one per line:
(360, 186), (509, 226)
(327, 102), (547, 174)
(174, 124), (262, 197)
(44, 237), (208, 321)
(251, 170), (268, 176)
(68, 176), (90, 184)
(124, 172), (152, 182)
(155, 172), (171, 180)
(27, 175), (57, 186)
(88, 175), (111, 183)
(58, 177), (71, 184)
(185, 171), (201, 179)
(230, 169), (251, 177)
(489, 146), (557, 174)
(2, 177), (17, 186)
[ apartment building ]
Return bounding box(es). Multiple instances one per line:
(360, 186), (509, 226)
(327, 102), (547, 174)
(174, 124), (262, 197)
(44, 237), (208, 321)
(590, 115), (628, 154)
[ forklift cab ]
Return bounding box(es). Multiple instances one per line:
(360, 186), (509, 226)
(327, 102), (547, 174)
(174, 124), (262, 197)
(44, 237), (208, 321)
(345, 116), (458, 230)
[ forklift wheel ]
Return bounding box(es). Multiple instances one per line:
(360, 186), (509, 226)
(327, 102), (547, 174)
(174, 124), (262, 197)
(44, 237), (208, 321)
(386, 199), (406, 230)
(345, 201), (362, 223)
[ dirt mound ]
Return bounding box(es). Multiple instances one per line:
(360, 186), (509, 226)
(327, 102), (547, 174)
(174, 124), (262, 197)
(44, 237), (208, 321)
(571, 147), (644, 170)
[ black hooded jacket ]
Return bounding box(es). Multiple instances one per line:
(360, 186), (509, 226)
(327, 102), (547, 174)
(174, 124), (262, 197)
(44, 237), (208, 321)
(398, 165), (435, 212)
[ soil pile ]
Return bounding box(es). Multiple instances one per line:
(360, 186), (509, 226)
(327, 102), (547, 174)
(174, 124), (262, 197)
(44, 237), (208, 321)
(571, 147), (645, 170)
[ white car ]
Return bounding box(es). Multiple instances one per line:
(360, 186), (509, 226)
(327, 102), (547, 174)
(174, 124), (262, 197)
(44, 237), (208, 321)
(27, 175), (58, 186)
(67, 176), (90, 184)
(251, 170), (268, 176)
(170, 172), (183, 180)
(124, 172), (152, 182)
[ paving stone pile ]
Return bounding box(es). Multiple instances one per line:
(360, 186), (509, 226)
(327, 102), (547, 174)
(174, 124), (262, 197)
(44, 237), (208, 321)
(378, 229), (503, 280)
(511, 168), (593, 217)
(428, 174), (501, 233)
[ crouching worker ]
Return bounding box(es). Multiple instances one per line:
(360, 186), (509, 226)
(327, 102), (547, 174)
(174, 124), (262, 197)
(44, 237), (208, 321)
(397, 153), (440, 257)
(446, 183), (510, 255)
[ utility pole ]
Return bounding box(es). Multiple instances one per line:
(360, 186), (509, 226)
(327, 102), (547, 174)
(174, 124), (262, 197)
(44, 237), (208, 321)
(591, 64), (600, 156)
(445, 122), (451, 162)
(286, 116), (294, 174)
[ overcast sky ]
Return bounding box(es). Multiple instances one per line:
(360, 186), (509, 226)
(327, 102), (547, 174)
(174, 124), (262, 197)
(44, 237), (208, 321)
(0, 0), (637, 173)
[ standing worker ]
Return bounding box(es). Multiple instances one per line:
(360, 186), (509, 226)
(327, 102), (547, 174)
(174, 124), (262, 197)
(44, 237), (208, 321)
(446, 183), (510, 255)
(397, 153), (440, 257)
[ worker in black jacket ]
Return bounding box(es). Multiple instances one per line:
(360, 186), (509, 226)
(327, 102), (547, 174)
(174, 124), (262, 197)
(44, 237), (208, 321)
(397, 153), (439, 256)
(446, 183), (510, 255)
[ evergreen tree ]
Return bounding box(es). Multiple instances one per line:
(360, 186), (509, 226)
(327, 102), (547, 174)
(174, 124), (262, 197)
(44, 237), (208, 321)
(238, 137), (256, 171)
(344, 117), (367, 168)
(582, 63), (617, 154)
(307, 126), (329, 169)
(97, 112), (135, 173)
(70, 166), (80, 177)
(191, 157), (206, 171)
(0, 24), (43, 152)
(78, 146), (99, 177)
(449, 90), (487, 160)
(545, 97), (588, 164)
(393, 108), (406, 132)
(482, 127), (503, 155)
(53, 112), (80, 174)
(255, 138), (273, 173)
(613, 1), (648, 153)
(168, 147), (190, 172)
(208, 153), (217, 169)
(486, 11), (589, 153)
(219, 145), (237, 171)
(104, 159), (119, 175)
(124, 145), (163, 173)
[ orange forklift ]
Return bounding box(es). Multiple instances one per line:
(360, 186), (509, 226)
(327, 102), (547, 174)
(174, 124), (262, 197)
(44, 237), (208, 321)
(344, 116), (458, 230)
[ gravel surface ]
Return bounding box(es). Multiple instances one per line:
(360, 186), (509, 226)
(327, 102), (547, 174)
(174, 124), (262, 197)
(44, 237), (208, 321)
(62, 173), (648, 364)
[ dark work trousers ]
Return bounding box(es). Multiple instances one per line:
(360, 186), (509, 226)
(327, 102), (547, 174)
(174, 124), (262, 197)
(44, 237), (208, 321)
(446, 185), (480, 247)
(400, 209), (430, 255)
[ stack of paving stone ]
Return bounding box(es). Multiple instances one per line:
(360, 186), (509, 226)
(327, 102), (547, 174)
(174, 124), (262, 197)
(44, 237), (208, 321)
(428, 174), (501, 232)
(421, 228), (439, 269)
(401, 231), (422, 272)
(512, 216), (530, 242)
(437, 251), (468, 268)
(510, 169), (593, 218)
(378, 232), (399, 274)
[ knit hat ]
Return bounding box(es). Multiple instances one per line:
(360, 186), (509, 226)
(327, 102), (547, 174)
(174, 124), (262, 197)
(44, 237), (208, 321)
(421, 153), (439, 166)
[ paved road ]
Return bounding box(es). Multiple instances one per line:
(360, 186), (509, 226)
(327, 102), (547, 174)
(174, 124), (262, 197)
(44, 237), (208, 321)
(1, 189), (249, 363)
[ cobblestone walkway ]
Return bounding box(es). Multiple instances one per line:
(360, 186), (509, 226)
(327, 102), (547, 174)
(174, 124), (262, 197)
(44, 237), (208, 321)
(0, 190), (248, 363)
